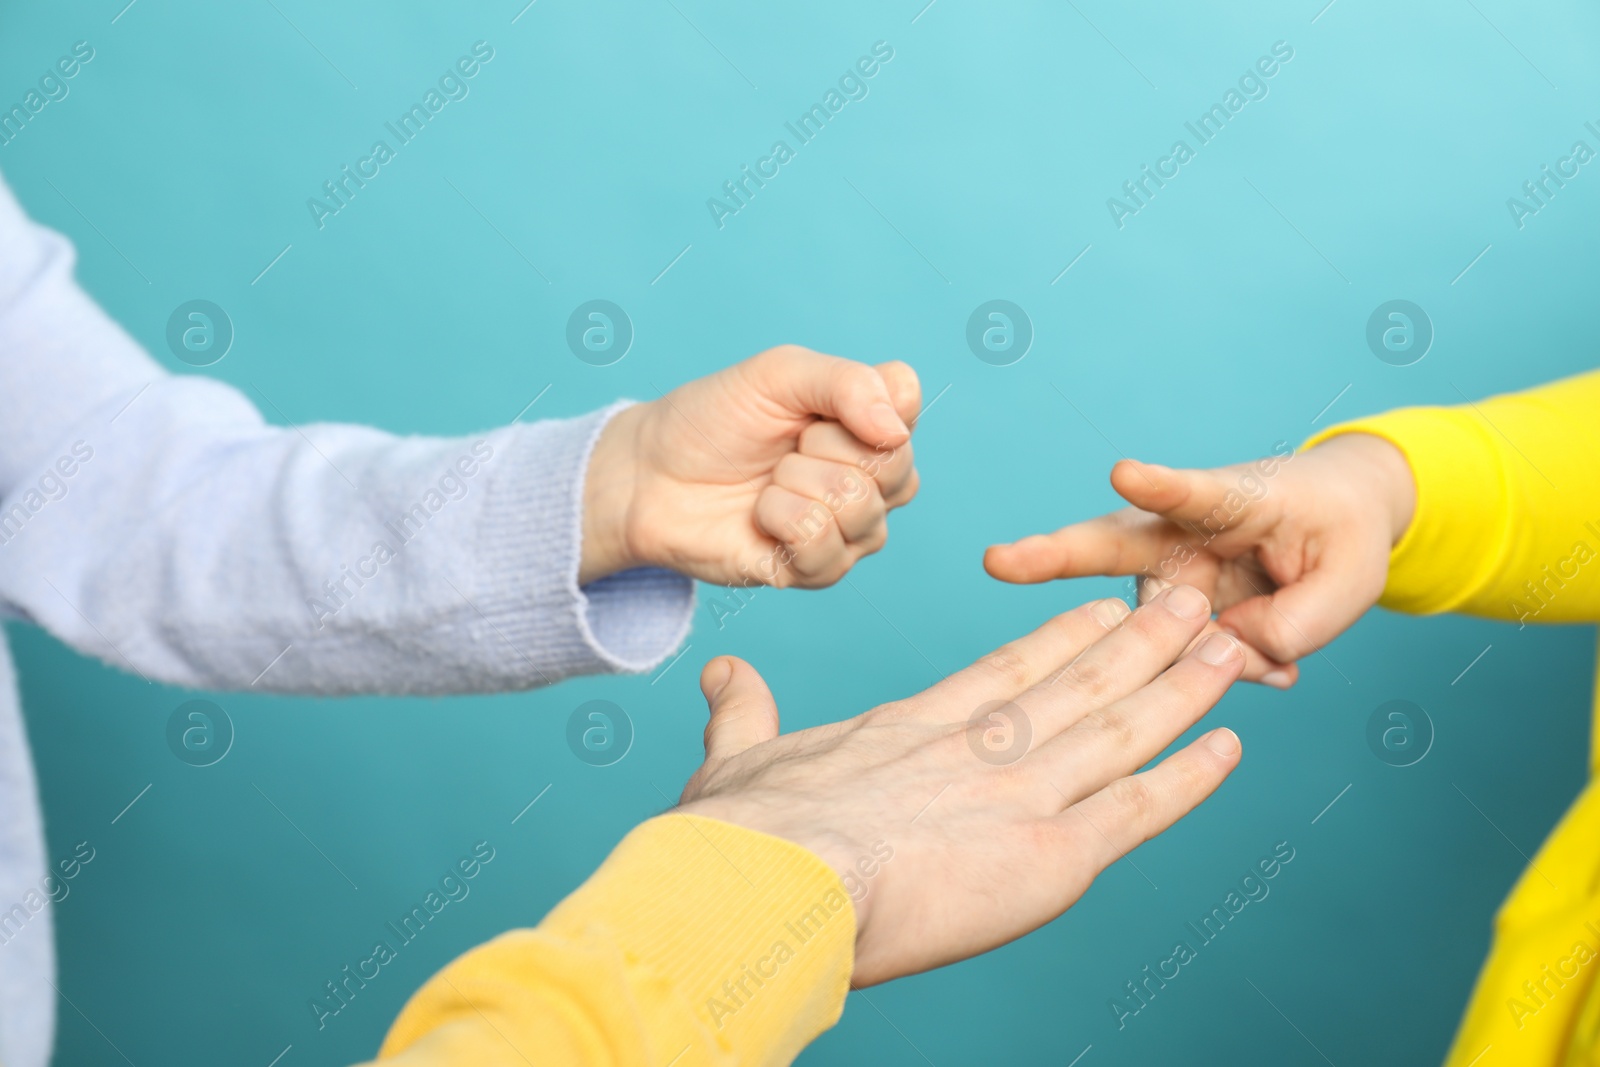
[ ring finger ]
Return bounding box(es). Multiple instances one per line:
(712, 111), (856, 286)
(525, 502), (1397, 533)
(797, 421), (916, 506)
(772, 452), (888, 545)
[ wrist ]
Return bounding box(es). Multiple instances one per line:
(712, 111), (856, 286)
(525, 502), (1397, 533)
(1315, 432), (1417, 546)
(682, 797), (881, 939)
(579, 403), (648, 585)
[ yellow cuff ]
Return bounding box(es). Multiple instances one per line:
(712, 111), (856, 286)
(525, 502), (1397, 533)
(379, 814), (855, 1067)
(1305, 407), (1513, 615)
(539, 813), (856, 1065)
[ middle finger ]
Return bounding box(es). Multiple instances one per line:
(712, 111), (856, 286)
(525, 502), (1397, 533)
(1001, 584), (1215, 747)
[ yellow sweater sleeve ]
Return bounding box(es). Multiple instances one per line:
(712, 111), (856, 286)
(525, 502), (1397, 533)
(1305, 369), (1600, 622)
(363, 814), (855, 1067)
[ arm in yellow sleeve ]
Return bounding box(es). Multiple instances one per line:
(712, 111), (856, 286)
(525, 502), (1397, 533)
(1306, 369), (1600, 623)
(363, 815), (854, 1067)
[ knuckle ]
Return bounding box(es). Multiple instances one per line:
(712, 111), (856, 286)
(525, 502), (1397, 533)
(1108, 776), (1158, 827)
(862, 521), (889, 553)
(784, 495), (832, 535)
(875, 447), (911, 483)
(773, 451), (808, 482)
(850, 482), (887, 519)
(887, 466), (920, 506)
(1257, 618), (1306, 661)
(1056, 604), (1107, 639)
(1080, 707), (1137, 750)
(1129, 601), (1176, 637)
(831, 465), (871, 503)
(978, 647), (1033, 690)
(1061, 657), (1114, 699)
(867, 697), (912, 722)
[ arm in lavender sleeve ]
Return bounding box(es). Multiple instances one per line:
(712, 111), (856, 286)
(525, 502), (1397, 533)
(0, 175), (692, 694)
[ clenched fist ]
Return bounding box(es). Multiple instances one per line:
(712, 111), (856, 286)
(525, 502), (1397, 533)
(579, 345), (921, 588)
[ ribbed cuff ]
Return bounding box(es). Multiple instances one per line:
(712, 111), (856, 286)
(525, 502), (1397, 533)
(541, 814), (856, 1067)
(471, 403), (694, 681)
(1304, 407), (1514, 615)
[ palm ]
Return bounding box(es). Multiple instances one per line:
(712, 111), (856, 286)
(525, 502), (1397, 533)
(1129, 511), (1286, 612)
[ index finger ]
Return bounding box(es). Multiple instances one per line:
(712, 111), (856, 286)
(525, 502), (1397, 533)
(984, 509), (1190, 584)
(899, 598), (1131, 720)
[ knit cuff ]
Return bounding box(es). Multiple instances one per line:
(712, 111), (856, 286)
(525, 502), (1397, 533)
(470, 402), (694, 681)
(1304, 407), (1514, 616)
(540, 814), (857, 1066)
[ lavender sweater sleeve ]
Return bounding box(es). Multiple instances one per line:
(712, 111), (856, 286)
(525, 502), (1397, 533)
(0, 175), (694, 693)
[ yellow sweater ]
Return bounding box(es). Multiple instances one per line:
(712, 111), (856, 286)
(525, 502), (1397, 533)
(1308, 369), (1600, 1066)
(368, 369), (1600, 1067)
(368, 813), (854, 1066)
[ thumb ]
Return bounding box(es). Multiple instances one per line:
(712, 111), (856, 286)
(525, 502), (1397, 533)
(874, 360), (923, 427)
(699, 656), (781, 764)
(751, 346), (910, 447)
(1215, 543), (1383, 665)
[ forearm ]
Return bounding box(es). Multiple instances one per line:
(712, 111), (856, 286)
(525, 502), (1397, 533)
(371, 816), (854, 1067)
(1308, 369), (1600, 623)
(0, 382), (692, 692)
(0, 175), (691, 693)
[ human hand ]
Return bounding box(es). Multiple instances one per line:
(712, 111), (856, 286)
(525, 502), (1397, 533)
(983, 434), (1417, 687)
(579, 345), (921, 587)
(678, 585), (1245, 986)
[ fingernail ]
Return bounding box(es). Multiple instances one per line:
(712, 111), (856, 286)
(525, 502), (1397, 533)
(1196, 632), (1242, 665)
(870, 402), (908, 439)
(1203, 728), (1241, 757)
(1261, 669), (1293, 689)
(1137, 575), (1169, 604)
(1091, 598), (1131, 629)
(704, 658), (733, 701)
(1162, 584), (1210, 620)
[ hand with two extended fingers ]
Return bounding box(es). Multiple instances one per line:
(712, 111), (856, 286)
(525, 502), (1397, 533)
(677, 584), (1245, 986)
(985, 435), (1416, 688)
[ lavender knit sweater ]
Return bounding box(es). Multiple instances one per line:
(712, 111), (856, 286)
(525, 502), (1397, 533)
(0, 174), (695, 1066)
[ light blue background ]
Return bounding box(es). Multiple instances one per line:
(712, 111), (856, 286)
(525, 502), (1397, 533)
(3, 1), (1598, 1064)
